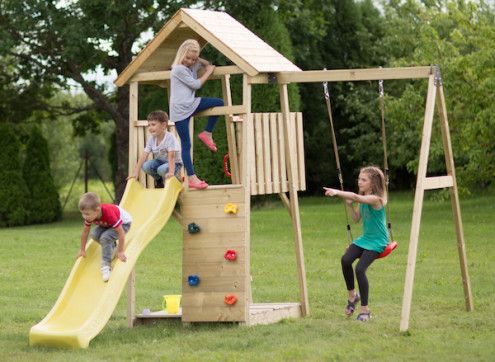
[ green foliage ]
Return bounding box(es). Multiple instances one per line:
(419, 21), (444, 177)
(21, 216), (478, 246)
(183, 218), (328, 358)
(0, 123), (29, 226)
(22, 127), (62, 224)
(382, 0), (495, 189)
(280, 0), (387, 192)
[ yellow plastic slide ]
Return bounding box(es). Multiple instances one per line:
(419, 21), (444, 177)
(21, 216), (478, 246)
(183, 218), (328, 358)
(29, 178), (183, 348)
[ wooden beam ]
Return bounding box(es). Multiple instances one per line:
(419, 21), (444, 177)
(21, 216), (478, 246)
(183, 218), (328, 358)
(129, 65), (244, 83)
(221, 74), (241, 184)
(436, 82), (474, 312)
(423, 175), (454, 190)
(249, 66), (433, 85)
(279, 83), (309, 317)
(194, 105), (246, 117)
(128, 82), (139, 180)
(241, 74), (252, 315)
(127, 269), (136, 327)
(400, 74), (436, 332)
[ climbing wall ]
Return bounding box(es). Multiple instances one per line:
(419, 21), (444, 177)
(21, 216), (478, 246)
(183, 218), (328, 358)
(180, 185), (249, 322)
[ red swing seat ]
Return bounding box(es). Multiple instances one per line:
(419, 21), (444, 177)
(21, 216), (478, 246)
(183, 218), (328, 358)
(377, 240), (398, 259)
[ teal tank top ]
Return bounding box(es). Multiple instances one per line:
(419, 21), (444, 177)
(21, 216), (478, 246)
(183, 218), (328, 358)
(353, 203), (389, 253)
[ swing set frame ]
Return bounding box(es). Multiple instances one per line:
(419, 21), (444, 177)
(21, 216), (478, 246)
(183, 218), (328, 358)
(262, 65), (474, 332)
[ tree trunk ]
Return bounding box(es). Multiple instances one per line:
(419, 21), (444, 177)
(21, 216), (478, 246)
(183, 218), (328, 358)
(114, 85), (130, 202)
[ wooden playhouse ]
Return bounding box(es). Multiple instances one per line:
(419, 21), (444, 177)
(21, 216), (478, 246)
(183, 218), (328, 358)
(115, 8), (473, 331)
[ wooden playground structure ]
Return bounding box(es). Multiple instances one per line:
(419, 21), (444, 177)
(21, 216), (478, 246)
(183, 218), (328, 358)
(115, 8), (473, 331)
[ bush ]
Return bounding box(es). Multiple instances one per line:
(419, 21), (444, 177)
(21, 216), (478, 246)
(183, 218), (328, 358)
(22, 126), (62, 224)
(0, 123), (30, 226)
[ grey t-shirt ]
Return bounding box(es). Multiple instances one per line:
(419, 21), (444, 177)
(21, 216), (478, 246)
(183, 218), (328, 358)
(170, 62), (204, 122)
(144, 132), (182, 164)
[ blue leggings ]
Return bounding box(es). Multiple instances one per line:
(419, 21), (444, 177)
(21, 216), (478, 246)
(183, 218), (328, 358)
(175, 97), (224, 176)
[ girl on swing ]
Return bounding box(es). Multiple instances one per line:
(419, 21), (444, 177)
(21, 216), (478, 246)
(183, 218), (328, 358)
(323, 166), (389, 322)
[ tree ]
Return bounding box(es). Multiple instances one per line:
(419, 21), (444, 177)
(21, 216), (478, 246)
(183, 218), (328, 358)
(23, 126), (62, 224)
(0, 123), (30, 227)
(279, 0), (387, 192)
(0, 0), (190, 200)
(382, 0), (495, 190)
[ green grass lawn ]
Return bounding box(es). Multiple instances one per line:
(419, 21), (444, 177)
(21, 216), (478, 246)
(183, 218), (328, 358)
(0, 189), (494, 361)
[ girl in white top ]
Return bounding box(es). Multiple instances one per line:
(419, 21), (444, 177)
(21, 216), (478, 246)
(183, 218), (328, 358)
(170, 39), (224, 190)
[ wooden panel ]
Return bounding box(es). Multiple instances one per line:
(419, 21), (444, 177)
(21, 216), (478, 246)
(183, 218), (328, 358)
(137, 127), (146, 187)
(182, 275), (246, 293)
(181, 217), (246, 234)
(423, 175), (454, 190)
(278, 113), (288, 192)
(296, 112), (306, 190)
(181, 203), (246, 219)
(248, 303), (301, 326)
(181, 291), (246, 322)
(262, 113), (273, 194)
(289, 113), (300, 190)
(248, 114), (257, 195)
(180, 186), (244, 205)
(146, 133), (156, 188)
(183, 231), (245, 248)
(183, 262), (246, 277)
(254, 113), (265, 195)
(183, 246), (246, 263)
(270, 113), (281, 193)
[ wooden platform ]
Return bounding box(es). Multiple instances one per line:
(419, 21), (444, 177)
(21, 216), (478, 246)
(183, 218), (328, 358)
(134, 303), (301, 326)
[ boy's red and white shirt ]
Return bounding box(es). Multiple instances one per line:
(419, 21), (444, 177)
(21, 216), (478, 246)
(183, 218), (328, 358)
(84, 204), (132, 228)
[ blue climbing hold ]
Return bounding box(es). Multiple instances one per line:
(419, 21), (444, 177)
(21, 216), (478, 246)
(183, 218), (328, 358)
(188, 222), (200, 234)
(188, 275), (200, 286)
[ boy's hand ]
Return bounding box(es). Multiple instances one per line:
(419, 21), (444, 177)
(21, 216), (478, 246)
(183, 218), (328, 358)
(126, 173), (137, 181)
(165, 172), (174, 179)
(77, 249), (86, 259)
(117, 251), (127, 262)
(323, 187), (338, 197)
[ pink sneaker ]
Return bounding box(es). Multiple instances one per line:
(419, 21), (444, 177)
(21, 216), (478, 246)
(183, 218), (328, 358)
(189, 179), (208, 190)
(198, 131), (217, 152)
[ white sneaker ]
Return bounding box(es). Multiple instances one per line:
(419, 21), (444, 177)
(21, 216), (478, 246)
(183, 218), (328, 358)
(101, 265), (111, 282)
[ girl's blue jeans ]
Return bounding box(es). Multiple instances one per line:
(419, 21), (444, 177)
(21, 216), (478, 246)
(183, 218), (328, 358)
(142, 160), (183, 181)
(175, 97), (224, 176)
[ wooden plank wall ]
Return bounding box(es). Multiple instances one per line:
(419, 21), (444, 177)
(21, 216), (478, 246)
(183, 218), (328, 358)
(249, 112), (305, 196)
(180, 186), (248, 322)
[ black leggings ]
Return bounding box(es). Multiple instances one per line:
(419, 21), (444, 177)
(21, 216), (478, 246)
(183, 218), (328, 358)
(341, 244), (379, 306)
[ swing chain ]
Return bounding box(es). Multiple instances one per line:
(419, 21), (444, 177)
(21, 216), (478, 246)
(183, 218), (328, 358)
(434, 65), (442, 86)
(378, 79), (384, 98)
(322, 68), (330, 99)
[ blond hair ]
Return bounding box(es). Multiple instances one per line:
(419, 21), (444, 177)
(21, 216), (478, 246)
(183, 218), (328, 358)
(360, 166), (387, 203)
(147, 110), (169, 124)
(78, 192), (101, 211)
(172, 39), (200, 66)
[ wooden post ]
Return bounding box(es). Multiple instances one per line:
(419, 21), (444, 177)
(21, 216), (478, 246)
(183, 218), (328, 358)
(221, 74), (240, 183)
(242, 74), (253, 310)
(127, 81), (138, 327)
(127, 269), (136, 327)
(400, 75), (436, 332)
(435, 79), (474, 312)
(279, 83), (309, 316)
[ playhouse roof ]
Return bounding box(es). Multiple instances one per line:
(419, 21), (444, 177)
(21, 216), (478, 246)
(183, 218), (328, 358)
(114, 8), (301, 86)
